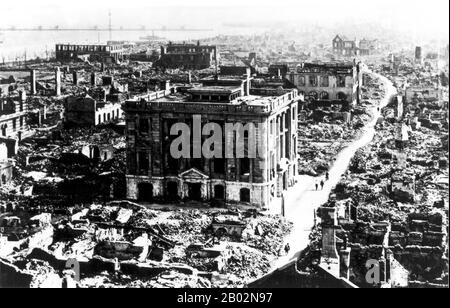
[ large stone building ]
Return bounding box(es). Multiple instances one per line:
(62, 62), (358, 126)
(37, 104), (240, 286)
(55, 44), (124, 63)
(285, 62), (362, 106)
(155, 41), (218, 70)
(123, 74), (300, 209)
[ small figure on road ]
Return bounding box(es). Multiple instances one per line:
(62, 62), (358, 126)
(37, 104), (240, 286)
(315, 182), (319, 191)
(284, 243), (291, 255)
(325, 172), (329, 181)
(320, 180), (325, 190)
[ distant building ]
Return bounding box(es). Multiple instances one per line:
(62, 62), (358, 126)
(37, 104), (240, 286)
(359, 38), (377, 56)
(55, 44), (124, 63)
(123, 74), (300, 209)
(0, 90), (30, 143)
(332, 35), (358, 57)
(155, 41), (218, 70)
(64, 95), (123, 126)
(415, 46), (423, 64)
(285, 62), (362, 106)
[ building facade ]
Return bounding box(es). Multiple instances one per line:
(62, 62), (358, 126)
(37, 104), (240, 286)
(156, 41), (217, 70)
(0, 91), (29, 142)
(332, 35), (358, 57)
(123, 77), (300, 209)
(286, 62), (361, 106)
(55, 44), (124, 63)
(64, 95), (123, 126)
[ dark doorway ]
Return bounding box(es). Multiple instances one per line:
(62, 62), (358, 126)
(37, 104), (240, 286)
(214, 185), (225, 200)
(92, 146), (100, 160)
(240, 188), (250, 203)
(167, 181), (178, 201)
(337, 92), (347, 101)
(188, 183), (202, 201)
(138, 183), (153, 202)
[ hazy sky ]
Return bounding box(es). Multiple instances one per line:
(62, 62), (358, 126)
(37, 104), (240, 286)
(1, 0), (449, 40)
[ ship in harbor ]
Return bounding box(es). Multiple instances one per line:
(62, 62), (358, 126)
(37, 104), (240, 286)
(139, 31), (166, 41)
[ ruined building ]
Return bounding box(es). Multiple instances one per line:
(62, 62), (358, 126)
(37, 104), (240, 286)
(64, 95), (123, 127)
(332, 35), (358, 57)
(0, 90), (30, 154)
(55, 44), (124, 63)
(286, 62), (362, 106)
(123, 73), (300, 209)
(155, 41), (218, 70)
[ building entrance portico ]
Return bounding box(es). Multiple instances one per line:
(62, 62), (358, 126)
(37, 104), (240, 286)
(179, 168), (209, 201)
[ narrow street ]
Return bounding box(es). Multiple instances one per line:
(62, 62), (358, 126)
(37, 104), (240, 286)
(270, 70), (398, 270)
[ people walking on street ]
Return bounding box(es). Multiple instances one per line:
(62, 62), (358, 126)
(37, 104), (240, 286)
(325, 172), (329, 181)
(315, 182), (319, 191)
(320, 180), (324, 190)
(284, 243), (291, 255)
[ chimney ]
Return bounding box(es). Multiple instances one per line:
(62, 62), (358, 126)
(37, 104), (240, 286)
(378, 256), (388, 284)
(339, 235), (351, 280)
(350, 200), (358, 221)
(245, 67), (251, 96)
(73, 71), (78, 86)
(30, 69), (37, 95)
(55, 67), (61, 96)
(18, 90), (26, 102)
(249, 52), (257, 64)
(91, 72), (97, 86)
(319, 206), (340, 277)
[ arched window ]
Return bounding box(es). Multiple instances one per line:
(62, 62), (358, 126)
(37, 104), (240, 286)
(337, 92), (347, 101)
(320, 91), (329, 100)
(308, 91), (318, 100)
(240, 188), (250, 203)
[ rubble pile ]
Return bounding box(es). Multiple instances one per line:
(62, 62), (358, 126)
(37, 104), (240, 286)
(297, 73), (385, 176)
(298, 65), (449, 288)
(79, 270), (212, 288)
(1, 203), (292, 288)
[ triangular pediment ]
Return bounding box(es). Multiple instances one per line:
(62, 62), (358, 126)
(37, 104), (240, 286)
(333, 35), (342, 42)
(179, 168), (209, 179)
